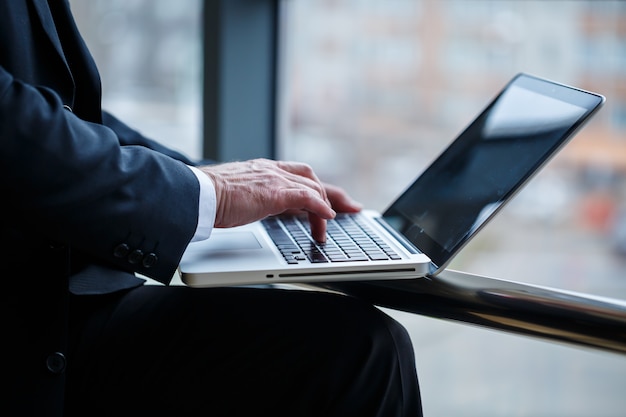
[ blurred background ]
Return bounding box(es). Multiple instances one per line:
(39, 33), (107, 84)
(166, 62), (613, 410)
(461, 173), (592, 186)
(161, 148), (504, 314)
(72, 0), (203, 159)
(73, 1), (626, 415)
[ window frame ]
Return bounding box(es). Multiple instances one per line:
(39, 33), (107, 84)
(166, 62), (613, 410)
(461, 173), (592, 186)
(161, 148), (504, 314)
(202, 0), (279, 161)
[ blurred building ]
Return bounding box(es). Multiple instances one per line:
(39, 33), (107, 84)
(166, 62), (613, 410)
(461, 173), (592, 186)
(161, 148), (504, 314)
(282, 0), (626, 217)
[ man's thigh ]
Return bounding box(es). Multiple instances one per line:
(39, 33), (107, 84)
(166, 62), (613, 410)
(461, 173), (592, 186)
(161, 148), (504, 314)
(65, 285), (422, 417)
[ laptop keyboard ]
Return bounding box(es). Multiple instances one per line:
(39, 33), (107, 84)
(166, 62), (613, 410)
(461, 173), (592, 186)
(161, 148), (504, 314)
(261, 214), (401, 265)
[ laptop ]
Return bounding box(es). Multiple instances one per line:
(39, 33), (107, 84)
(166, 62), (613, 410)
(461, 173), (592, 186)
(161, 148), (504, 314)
(179, 73), (605, 287)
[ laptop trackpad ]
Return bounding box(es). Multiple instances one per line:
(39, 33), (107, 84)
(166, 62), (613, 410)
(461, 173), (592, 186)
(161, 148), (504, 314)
(204, 231), (262, 251)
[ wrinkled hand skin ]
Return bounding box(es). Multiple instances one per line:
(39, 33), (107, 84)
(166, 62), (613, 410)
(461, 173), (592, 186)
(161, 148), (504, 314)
(199, 159), (362, 242)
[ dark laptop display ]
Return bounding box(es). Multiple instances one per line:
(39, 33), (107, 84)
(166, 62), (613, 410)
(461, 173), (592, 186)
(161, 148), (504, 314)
(383, 73), (604, 274)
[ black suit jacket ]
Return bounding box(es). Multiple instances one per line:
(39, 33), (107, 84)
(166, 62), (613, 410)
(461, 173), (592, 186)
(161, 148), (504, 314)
(1, 1), (203, 415)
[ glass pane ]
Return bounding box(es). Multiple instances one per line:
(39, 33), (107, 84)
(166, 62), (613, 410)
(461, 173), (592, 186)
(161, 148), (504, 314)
(72, 0), (203, 159)
(279, 2), (626, 416)
(279, 0), (626, 301)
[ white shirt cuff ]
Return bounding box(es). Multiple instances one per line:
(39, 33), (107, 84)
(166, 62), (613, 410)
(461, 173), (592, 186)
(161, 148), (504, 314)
(187, 165), (216, 242)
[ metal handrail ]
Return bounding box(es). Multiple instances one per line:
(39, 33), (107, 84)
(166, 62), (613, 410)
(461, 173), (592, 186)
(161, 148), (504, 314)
(309, 269), (626, 355)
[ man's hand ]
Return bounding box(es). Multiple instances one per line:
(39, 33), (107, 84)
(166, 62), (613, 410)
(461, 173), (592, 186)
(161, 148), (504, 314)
(303, 182), (362, 241)
(200, 159), (361, 241)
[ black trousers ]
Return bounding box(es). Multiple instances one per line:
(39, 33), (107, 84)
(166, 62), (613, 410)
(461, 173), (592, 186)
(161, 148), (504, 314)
(65, 285), (423, 417)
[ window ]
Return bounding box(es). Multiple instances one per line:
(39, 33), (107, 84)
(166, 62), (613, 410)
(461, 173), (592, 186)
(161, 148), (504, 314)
(279, 1), (626, 415)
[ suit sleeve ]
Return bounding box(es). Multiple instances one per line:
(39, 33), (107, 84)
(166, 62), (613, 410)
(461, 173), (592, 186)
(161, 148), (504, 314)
(0, 65), (200, 282)
(101, 110), (198, 165)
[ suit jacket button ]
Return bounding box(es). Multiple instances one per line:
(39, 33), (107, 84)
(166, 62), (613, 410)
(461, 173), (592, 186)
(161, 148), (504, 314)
(46, 352), (66, 375)
(63, 104), (73, 112)
(128, 249), (144, 264)
(113, 243), (130, 258)
(142, 253), (158, 268)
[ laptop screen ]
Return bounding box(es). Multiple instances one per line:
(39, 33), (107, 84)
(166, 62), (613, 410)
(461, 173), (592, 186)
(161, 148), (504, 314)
(382, 73), (604, 273)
